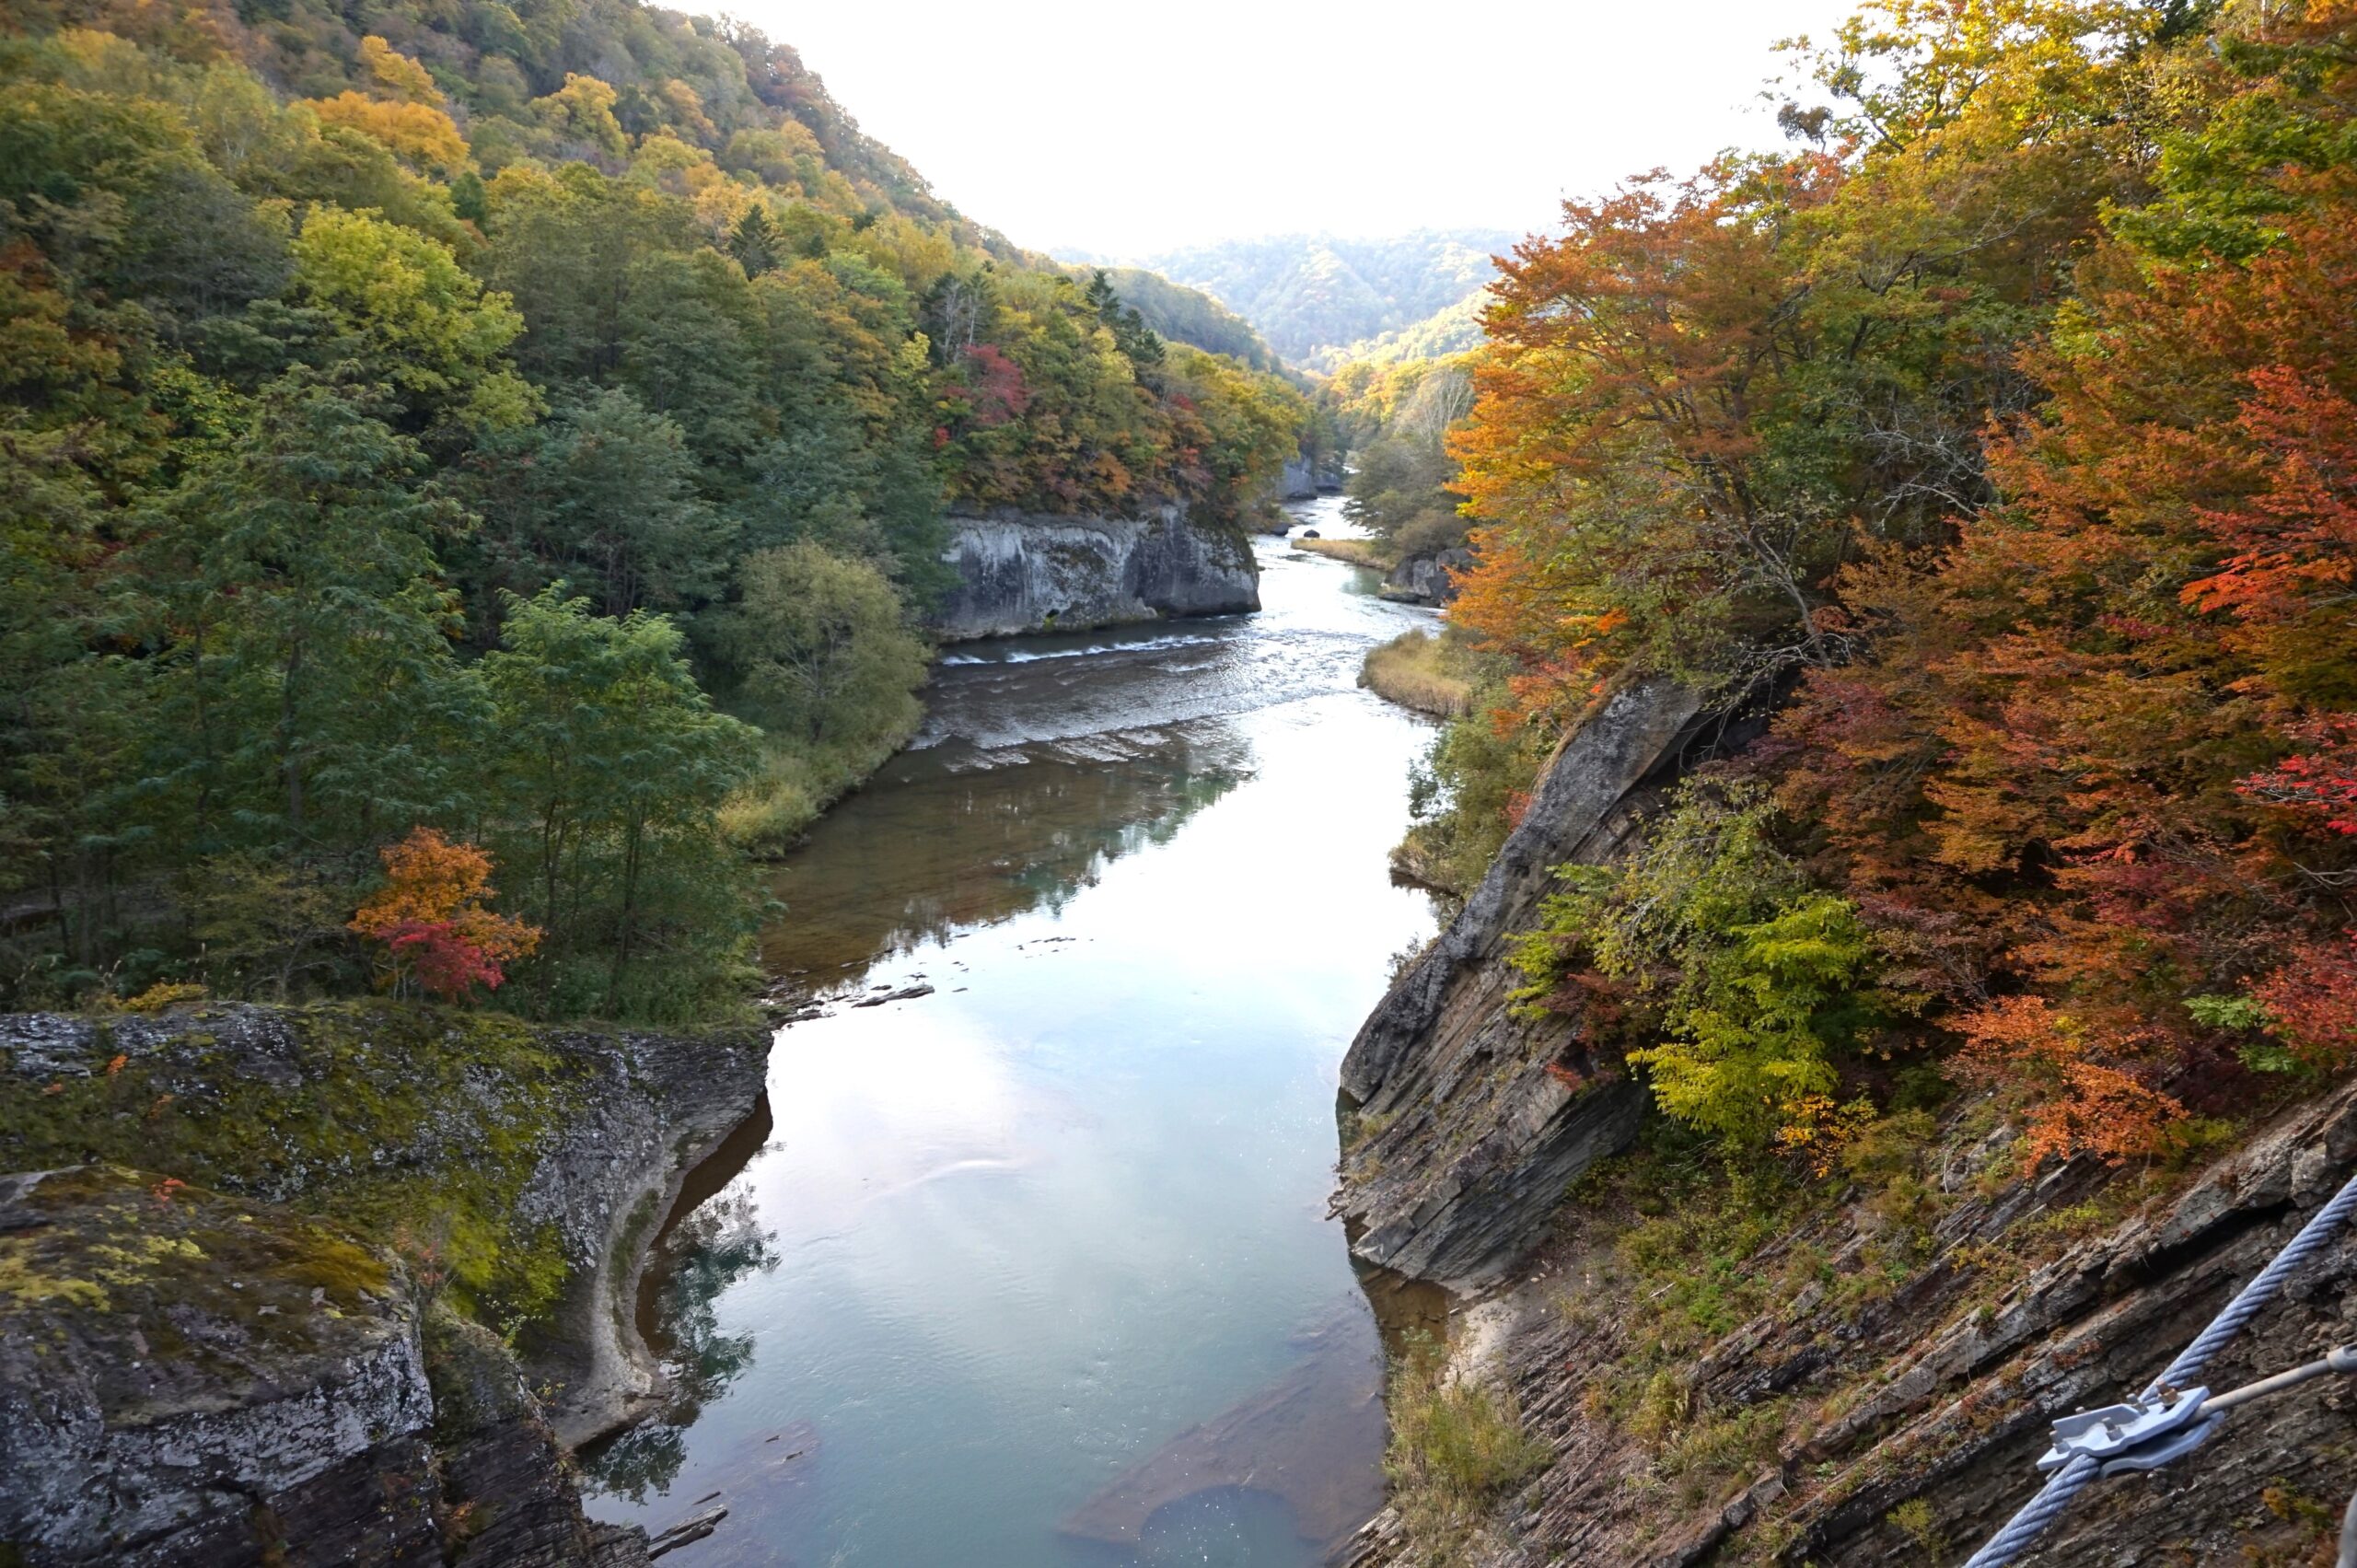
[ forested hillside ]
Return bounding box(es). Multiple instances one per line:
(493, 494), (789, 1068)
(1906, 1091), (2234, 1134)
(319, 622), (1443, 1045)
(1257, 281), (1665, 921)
(0, 0), (1307, 1022)
(1122, 228), (1514, 370)
(1068, 264), (1283, 372)
(1426, 0), (2357, 1167)
(1352, 3), (2357, 1558)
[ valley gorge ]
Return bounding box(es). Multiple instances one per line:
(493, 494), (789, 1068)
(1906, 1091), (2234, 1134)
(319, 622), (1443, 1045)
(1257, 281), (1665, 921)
(8, 0), (2357, 1563)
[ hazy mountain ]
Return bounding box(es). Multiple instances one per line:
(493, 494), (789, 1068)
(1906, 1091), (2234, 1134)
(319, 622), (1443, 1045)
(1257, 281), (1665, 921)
(1082, 230), (1516, 370)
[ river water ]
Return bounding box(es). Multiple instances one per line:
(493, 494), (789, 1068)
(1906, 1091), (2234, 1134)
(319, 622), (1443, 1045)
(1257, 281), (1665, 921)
(584, 500), (1445, 1566)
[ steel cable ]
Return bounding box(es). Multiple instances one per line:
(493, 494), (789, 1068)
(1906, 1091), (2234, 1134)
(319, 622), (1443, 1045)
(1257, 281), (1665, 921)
(1958, 1167), (2357, 1568)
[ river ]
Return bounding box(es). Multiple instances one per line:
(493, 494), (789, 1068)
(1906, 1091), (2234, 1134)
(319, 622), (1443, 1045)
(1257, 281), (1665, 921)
(583, 499), (1446, 1566)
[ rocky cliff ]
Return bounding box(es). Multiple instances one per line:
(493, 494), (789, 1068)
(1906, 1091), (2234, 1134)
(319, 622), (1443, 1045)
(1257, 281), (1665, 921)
(0, 1166), (653, 1567)
(0, 1002), (769, 1564)
(1278, 455), (1343, 499)
(933, 505), (1260, 640)
(1338, 688), (2357, 1565)
(1336, 680), (1705, 1290)
(1347, 1074), (2357, 1567)
(1377, 548), (1474, 607)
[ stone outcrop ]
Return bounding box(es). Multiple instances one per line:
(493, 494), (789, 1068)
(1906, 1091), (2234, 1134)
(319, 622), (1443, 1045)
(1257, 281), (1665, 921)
(933, 505), (1260, 640)
(1335, 680), (1706, 1291)
(0, 1165), (443, 1566)
(1277, 455), (1343, 499)
(1347, 1077), (2357, 1567)
(0, 1002), (770, 1564)
(0, 1166), (658, 1566)
(1336, 684), (2357, 1565)
(1378, 548), (1474, 607)
(428, 1310), (653, 1568)
(505, 1017), (772, 1447)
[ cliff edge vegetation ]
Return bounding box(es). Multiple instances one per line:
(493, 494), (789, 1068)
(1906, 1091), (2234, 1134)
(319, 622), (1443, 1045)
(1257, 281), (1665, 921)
(1402, 0), (2357, 1182)
(1350, 0), (2357, 1561)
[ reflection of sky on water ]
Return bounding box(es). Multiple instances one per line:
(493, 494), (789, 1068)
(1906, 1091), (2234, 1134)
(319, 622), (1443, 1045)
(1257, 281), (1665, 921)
(586, 505), (1446, 1565)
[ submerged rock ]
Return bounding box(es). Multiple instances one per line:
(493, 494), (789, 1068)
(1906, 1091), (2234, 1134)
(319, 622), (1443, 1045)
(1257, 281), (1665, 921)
(933, 505), (1260, 640)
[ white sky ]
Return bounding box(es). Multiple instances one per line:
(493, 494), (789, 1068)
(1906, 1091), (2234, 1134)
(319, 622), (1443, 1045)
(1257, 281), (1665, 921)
(719, 1), (1863, 257)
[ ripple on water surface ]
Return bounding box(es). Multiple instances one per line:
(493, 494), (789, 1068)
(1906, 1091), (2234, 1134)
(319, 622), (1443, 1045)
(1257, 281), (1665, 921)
(584, 515), (1448, 1566)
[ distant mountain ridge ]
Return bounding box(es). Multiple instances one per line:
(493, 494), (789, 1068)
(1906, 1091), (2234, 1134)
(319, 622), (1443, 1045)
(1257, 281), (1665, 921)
(1075, 229), (1517, 371)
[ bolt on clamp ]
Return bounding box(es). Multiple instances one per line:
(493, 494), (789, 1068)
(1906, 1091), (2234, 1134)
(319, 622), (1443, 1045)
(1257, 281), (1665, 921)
(2035, 1387), (2223, 1478)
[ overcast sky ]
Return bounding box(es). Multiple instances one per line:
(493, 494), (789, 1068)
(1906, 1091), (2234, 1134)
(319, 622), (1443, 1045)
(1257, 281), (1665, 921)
(721, 1), (1862, 257)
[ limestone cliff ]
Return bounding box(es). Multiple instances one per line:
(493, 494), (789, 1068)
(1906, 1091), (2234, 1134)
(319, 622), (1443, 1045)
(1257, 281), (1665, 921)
(1377, 548), (1474, 607)
(1278, 455), (1343, 499)
(933, 505), (1260, 640)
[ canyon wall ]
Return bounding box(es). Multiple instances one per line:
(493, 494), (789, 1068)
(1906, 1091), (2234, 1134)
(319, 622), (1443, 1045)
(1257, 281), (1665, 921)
(934, 505), (1260, 640)
(1336, 680), (1705, 1291)
(1338, 687), (2357, 1565)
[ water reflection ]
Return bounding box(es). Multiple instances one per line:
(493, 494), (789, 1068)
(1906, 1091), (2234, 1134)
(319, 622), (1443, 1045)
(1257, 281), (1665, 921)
(586, 512), (1447, 1566)
(586, 1179), (782, 1502)
(759, 723), (1251, 987)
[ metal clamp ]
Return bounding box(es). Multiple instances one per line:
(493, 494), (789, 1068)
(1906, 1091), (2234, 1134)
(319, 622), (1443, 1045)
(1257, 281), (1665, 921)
(2036, 1387), (2223, 1477)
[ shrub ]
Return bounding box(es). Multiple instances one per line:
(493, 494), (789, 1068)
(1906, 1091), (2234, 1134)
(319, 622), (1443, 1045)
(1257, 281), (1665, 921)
(1385, 1331), (1551, 1561)
(1509, 779), (1897, 1151)
(1363, 628), (1475, 718)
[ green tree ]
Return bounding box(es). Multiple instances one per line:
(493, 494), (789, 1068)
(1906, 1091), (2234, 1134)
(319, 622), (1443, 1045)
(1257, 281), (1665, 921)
(288, 205), (537, 431)
(728, 203), (780, 276)
(716, 541), (926, 749)
(144, 374), (488, 855)
(1511, 782), (1894, 1150)
(460, 387), (737, 622)
(617, 246), (762, 467)
(481, 588), (758, 1017)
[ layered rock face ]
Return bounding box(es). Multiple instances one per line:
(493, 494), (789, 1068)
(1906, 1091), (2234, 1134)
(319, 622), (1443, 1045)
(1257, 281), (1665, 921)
(1339, 685), (2357, 1564)
(1348, 1077), (2357, 1566)
(934, 505), (1260, 640)
(1335, 681), (1704, 1290)
(0, 1004), (769, 1563)
(0, 1167), (649, 1567)
(0, 1166), (440, 1566)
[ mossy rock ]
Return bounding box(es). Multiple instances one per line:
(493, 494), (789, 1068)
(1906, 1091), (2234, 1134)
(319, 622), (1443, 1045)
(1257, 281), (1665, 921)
(0, 1003), (583, 1324)
(0, 1165), (440, 1565)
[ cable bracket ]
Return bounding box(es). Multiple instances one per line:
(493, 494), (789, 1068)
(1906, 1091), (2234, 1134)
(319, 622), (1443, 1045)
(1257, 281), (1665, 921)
(2036, 1387), (2222, 1477)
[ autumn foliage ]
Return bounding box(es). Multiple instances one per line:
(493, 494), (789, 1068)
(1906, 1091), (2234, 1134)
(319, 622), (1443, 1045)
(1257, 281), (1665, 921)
(349, 829), (541, 1002)
(1445, 2), (2357, 1164)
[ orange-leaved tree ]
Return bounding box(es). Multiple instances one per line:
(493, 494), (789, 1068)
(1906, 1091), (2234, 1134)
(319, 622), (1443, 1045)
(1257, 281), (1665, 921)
(348, 828), (541, 1002)
(1779, 163), (2357, 1157)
